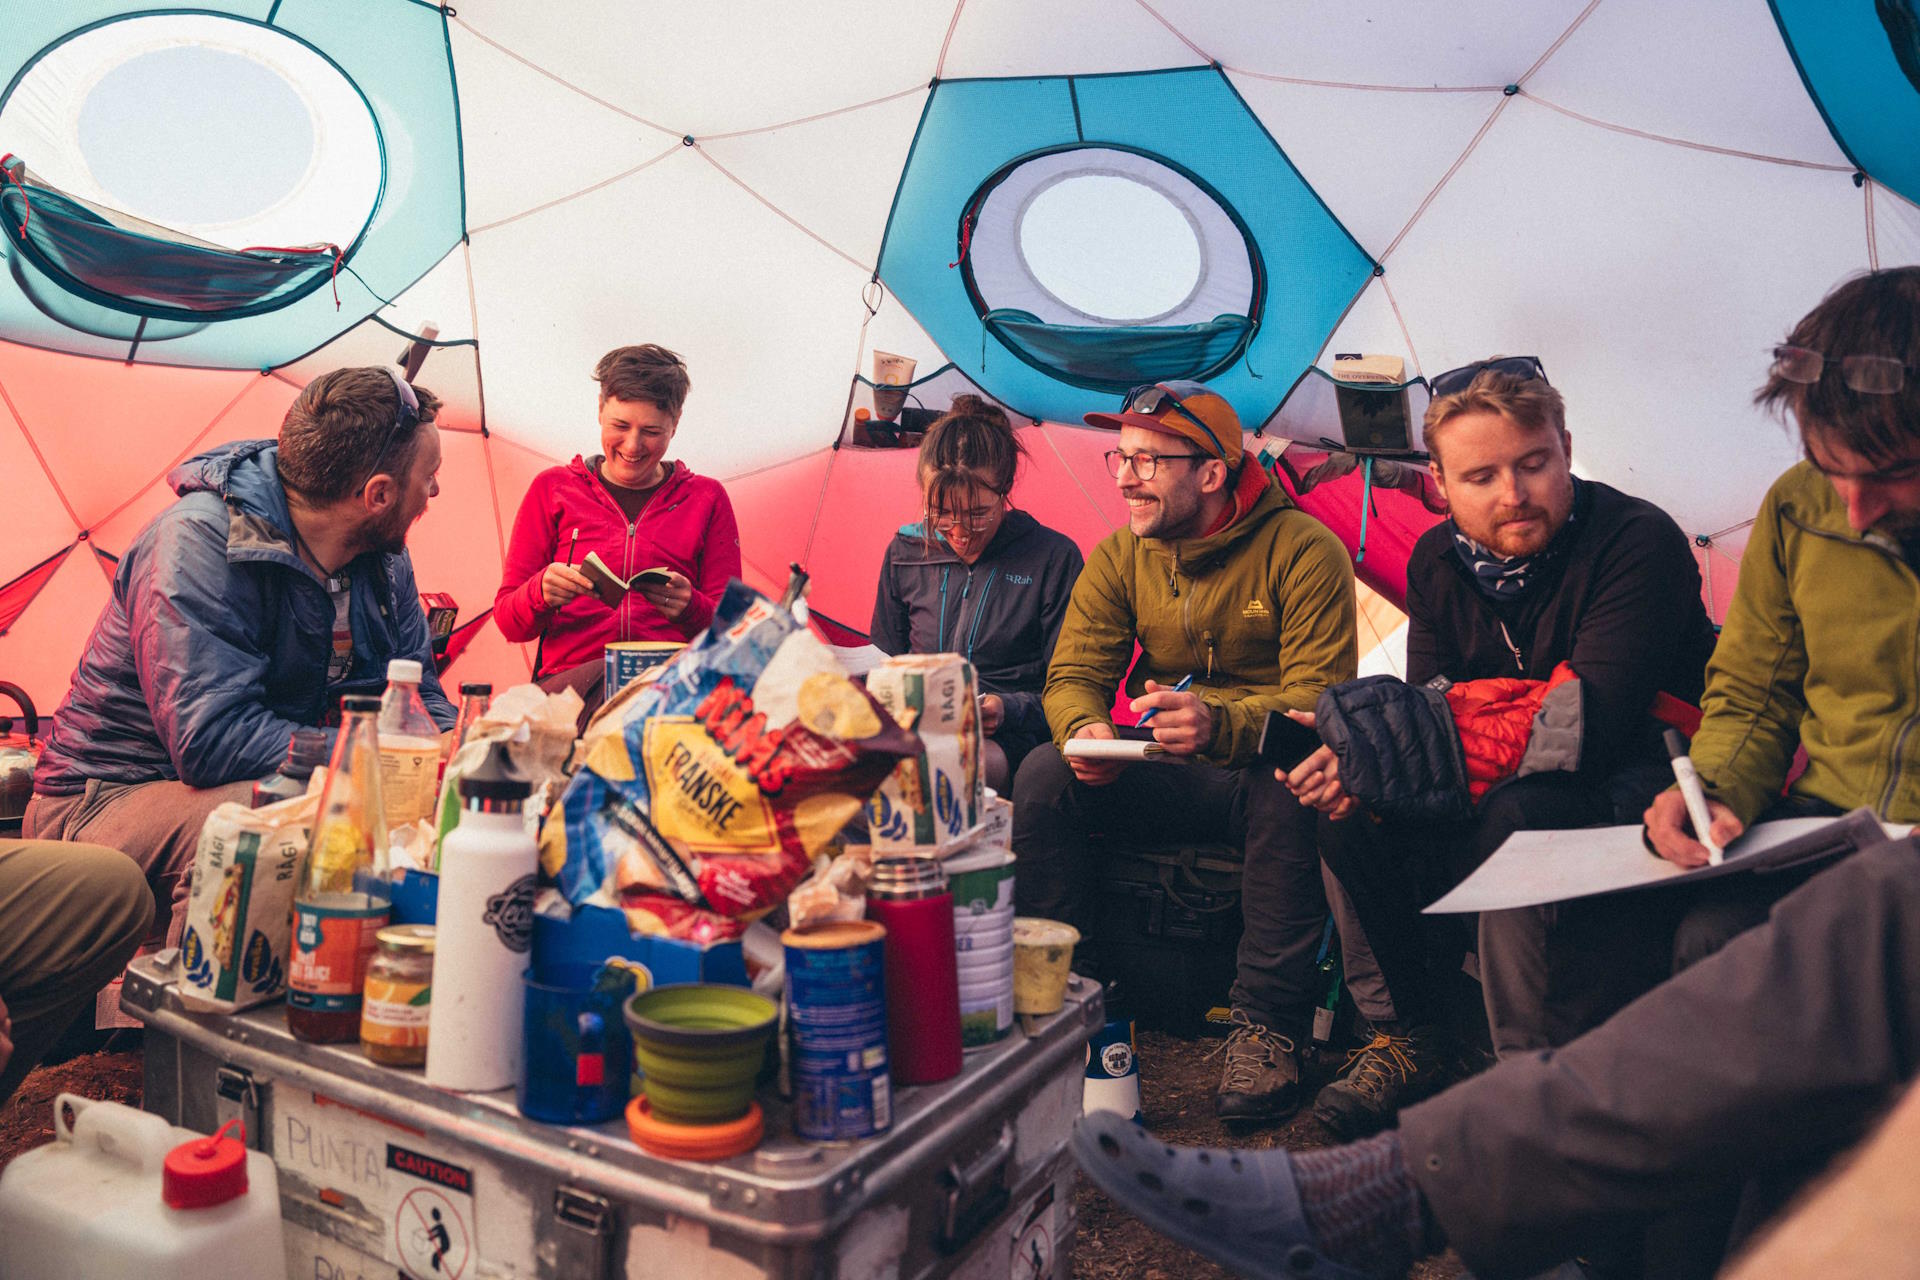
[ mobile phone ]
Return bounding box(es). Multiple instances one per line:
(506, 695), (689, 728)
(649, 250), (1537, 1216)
(1258, 710), (1323, 771)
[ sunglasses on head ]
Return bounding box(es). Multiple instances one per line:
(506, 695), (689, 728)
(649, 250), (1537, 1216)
(352, 368), (423, 495)
(1121, 382), (1227, 460)
(1428, 355), (1549, 398)
(1771, 345), (1913, 396)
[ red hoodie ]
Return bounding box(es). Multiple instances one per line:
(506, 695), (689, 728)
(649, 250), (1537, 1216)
(494, 456), (741, 675)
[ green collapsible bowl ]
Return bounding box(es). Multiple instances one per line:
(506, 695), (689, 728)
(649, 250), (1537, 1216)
(623, 984), (778, 1126)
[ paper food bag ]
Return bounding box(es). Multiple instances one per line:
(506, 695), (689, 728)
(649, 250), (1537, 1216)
(865, 654), (986, 853)
(179, 783), (321, 1012)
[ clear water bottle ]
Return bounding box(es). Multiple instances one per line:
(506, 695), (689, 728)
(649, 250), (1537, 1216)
(377, 659), (442, 827)
(449, 682), (492, 755)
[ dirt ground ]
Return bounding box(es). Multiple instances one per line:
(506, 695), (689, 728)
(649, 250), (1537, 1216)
(0, 1037), (1458, 1279)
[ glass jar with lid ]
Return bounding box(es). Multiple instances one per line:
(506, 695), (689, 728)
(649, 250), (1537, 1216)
(360, 924), (436, 1066)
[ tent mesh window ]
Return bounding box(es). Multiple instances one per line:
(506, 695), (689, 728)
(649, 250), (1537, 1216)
(959, 146), (1261, 392)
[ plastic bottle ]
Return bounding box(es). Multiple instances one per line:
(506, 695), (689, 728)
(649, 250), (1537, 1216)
(288, 695), (391, 1044)
(379, 658), (443, 827)
(0, 1095), (283, 1279)
(251, 727), (329, 809)
(425, 741), (537, 1091)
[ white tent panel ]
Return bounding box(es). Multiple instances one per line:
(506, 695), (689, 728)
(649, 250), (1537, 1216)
(938, 0), (1204, 79)
(467, 153), (874, 475)
(1873, 185), (1920, 271)
(448, 20), (681, 233)
(1521, 0), (1849, 167)
(1147, 1), (1590, 87)
(450, 2), (952, 138)
(695, 87), (931, 274)
(1384, 95), (1861, 538)
(1230, 73), (1501, 261)
(1296, 278), (1423, 384)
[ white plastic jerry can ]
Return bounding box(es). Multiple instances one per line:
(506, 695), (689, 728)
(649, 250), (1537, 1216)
(0, 1093), (284, 1279)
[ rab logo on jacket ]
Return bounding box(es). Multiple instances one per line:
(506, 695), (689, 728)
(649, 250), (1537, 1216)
(1242, 598), (1270, 619)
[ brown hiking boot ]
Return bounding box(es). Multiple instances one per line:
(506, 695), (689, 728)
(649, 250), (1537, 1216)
(1211, 1009), (1302, 1124)
(1310, 1023), (1446, 1139)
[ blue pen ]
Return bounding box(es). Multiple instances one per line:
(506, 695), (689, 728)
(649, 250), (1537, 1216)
(1136, 672), (1195, 726)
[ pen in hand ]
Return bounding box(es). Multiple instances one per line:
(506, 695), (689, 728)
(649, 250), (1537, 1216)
(565, 527), (579, 566)
(1136, 672), (1195, 727)
(1664, 728), (1724, 866)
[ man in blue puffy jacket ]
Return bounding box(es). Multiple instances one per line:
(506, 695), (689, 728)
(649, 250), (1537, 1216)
(25, 367), (457, 950)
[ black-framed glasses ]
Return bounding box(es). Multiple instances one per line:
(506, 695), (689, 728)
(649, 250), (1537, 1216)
(1104, 448), (1211, 480)
(1121, 382), (1228, 459)
(351, 367), (422, 495)
(1428, 355), (1549, 398)
(1772, 345), (1912, 395)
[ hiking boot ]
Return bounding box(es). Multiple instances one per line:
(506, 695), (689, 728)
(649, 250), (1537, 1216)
(1311, 1023), (1446, 1139)
(1211, 1009), (1302, 1124)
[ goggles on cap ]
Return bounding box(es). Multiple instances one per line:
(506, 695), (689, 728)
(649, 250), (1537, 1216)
(352, 367), (423, 496)
(1771, 345), (1913, 396)
(1121, 382), (1229, 461)
(1428, 355), (1549, 399)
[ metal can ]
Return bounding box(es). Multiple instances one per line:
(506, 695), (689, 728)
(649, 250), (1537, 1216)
(783, 920), (891, 1141)
(603, 641), (683, 698)
(360, 924), (435, 1066)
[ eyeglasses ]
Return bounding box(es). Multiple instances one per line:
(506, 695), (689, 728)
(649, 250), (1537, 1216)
(1121, 383), (1228, 459)
(929, 504), (1001, 532)
(352, 367), (422, 496)
(1428, 355), (1549, 398)
(1772, 345), (1913, 395)
(1104, 449), (1211, 480)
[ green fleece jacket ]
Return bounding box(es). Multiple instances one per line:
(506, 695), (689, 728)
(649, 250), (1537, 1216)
(1692, 460), (1920, 825)
(1043, 468), (1357, 768)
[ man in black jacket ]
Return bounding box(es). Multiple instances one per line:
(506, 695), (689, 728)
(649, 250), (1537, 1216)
(1285, 358), (1718, 1136)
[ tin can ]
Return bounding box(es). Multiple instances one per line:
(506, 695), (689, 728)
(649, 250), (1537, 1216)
(784, 920), (892, 1141)
(604, 641), (683, 698)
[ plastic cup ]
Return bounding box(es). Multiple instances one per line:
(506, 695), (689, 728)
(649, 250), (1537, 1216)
(1012, 918), (1080, 1015)
(871, 351), (917, 421)
(519, 962), (643, 1125)
(624, 984), (778, 1126)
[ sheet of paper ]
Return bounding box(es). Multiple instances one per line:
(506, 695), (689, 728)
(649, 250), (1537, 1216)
(1062, 738), (1165, 761)
(1424, 814), (1906, 914)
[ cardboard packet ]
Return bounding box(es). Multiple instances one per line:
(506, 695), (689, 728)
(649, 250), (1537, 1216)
(865, 655), (986, 854)
(179, 783), (321, 1012)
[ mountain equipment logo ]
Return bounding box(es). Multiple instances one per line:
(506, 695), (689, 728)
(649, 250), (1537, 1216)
(1242, 598), (1270, 619)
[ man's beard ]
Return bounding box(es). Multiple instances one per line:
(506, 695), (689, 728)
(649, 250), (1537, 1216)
(358, 503), (414, 558)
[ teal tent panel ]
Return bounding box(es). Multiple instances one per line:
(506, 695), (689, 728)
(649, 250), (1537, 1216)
(0, 1), (462, 370)
(877, 68), (1372, 426)
(1772, 0), (1920, 206)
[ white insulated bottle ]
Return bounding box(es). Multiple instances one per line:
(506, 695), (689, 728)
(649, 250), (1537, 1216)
(425, 740), (537, 1092)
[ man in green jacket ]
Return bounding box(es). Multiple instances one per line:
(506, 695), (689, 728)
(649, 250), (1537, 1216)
(1648, 266), (1920, 950)
(1011, 380), (1357, 1122)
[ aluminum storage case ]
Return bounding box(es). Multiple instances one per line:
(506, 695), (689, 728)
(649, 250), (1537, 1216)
(123, 955), (1098, 1280)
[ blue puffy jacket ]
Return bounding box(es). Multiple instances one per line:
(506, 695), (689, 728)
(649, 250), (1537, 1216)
(34, 440), (456, 794)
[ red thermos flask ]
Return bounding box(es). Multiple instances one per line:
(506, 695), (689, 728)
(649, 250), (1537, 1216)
(866, 856), (963, 1085)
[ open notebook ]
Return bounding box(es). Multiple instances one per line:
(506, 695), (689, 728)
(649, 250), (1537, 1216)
(579, 553), (674, 607)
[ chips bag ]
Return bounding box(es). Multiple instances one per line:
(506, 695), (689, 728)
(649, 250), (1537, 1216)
(542, 582), (919, 941)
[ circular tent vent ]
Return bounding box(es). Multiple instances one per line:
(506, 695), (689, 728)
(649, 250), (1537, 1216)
(0, 13), (382, 252)
(962, 147), (1260, 391)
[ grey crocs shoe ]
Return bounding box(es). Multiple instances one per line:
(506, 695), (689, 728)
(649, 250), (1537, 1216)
(1071, 1110), (1377, 1280)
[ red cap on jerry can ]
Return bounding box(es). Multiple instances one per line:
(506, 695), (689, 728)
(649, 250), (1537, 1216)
(162, 1118), (249, 1209)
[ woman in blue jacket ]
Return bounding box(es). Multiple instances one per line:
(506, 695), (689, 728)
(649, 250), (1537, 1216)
(870, 396), (1083, 792)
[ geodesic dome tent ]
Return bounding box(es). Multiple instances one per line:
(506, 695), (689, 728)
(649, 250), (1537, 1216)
(0, 0), (1915, 712)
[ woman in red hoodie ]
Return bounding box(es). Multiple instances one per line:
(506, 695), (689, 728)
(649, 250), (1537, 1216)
(494, 345), (741, 700)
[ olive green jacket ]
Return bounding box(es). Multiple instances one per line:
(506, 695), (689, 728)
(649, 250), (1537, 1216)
(1043, 470), (1357, 768)
(1692, 461), (1920, 824)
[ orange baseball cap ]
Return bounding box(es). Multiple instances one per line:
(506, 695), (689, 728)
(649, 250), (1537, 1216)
(1084, 380), (1244, 468)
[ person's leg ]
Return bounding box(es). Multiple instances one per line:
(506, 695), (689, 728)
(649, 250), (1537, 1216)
(980, 739), (1011, 796)
(0, 841), (154, 1103)
(1323, 863), (1395, 1026)
(1076, 836), (1920, 1280)
(27, 778), (252, 949)
(1670, 794), (1845, 974)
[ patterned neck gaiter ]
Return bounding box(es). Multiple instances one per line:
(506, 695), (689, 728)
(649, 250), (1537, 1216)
(1449, 477), (1584, 601)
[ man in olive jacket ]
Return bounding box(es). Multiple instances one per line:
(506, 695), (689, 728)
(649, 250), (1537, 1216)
(1011, 380), (1356, 1123)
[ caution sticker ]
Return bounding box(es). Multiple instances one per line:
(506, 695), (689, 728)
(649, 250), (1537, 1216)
(388, 1144), (474, 1280)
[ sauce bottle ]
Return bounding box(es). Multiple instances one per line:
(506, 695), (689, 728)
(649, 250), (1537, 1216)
(287, 696), (391, 1044)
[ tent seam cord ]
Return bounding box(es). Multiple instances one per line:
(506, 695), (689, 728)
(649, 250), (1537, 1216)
(1379, 94), (1510, 264)
(477, 430), (531, 678)
(1524, 93), (1854, 172)
(934, 0), (968, 79)
(461, 238), (489, 437)
(449, 16), (679, 134)
(1377, 276), (1424, 376)
(0, 372), (82, 530)
(467, 142), (682, 237)
(1516, 0), (1605, 86)
(800, 446), (840, 570)
(1131, 0), (1216, 64)
(698, 84), (929, 141)
(693, 148), (871, 273)
(1036, 426), (1116, 532)
(87, 377), (265, 543)
(1866, 180), (1880, 272)
(1220, 67), (1503, 93)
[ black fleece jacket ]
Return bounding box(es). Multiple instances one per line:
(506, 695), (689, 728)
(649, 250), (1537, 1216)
(1405, 479), (1718, 777)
